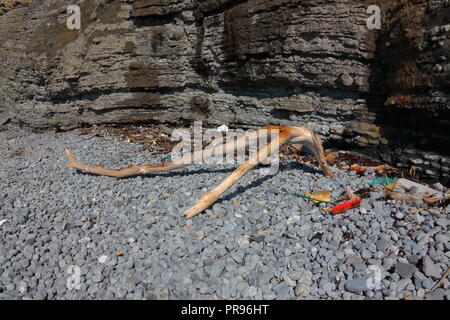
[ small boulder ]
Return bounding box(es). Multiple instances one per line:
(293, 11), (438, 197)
(395, 262), (417, 279)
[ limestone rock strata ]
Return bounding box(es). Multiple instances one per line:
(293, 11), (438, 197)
(0, 0), (448, 182)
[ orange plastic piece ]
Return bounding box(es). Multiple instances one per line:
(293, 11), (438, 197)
(349, 165), (363, 172)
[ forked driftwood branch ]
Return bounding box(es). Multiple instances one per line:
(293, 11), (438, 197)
(65, 126), (334, 218)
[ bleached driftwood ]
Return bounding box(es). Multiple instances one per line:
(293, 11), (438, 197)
(65, 126), (334, 218)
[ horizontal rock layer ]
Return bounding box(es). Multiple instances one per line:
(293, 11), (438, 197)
(0, 0), (449, 183)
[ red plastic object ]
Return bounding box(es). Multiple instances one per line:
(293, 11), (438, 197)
(332, 198), (362, 214)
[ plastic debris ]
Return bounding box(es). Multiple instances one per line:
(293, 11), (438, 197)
(331, 198), (362, 214)
(370, 176), (397, 187)
(304, 190), (332, 203)
(384, 178), (449, 203)
(292, 186), (367, 215)
(0, 219), (6, 227)
(386, 178), (443, 197)
(291, 192), (336, 205)
(387, 192), (442, 204)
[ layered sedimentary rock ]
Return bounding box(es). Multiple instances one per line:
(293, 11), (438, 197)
(370, 0), (450, 181)
(0, 0), (448, 183)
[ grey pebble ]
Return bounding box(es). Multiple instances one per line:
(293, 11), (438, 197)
(294, 283), (310, 297)
(422, 278), (435, 290)
(345, 277), (370, 292)
(422, 256), (442, 278)
(395, 262), (417, 279)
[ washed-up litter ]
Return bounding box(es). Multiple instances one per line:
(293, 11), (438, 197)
(304, 190), (332, 203)
(387, 192), (440, 204)
(0, 219), (6, 227)
(386, 178), (444, 198)
(370, 176), (397, 187)
(331, 198), (362, 214)
(384, 178), (449, 203)
(350, 164), (397, 174)
(291, 192), (336, 205)
(292, 186), (362, 214)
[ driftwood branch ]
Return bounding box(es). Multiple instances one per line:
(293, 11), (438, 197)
(65, 126), (334, 218)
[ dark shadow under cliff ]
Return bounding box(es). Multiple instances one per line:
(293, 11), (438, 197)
(366, 0), (450, 184)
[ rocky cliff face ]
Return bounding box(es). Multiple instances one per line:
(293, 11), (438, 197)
(370, 0), (450, 182)
(0, 0), (449, 183)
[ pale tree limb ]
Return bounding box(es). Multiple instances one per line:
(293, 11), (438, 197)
(184, 127), (292, 218)
(65, 125), (334, 218)
(65, 127), (267, 178)
(289, 126), (334, 177)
